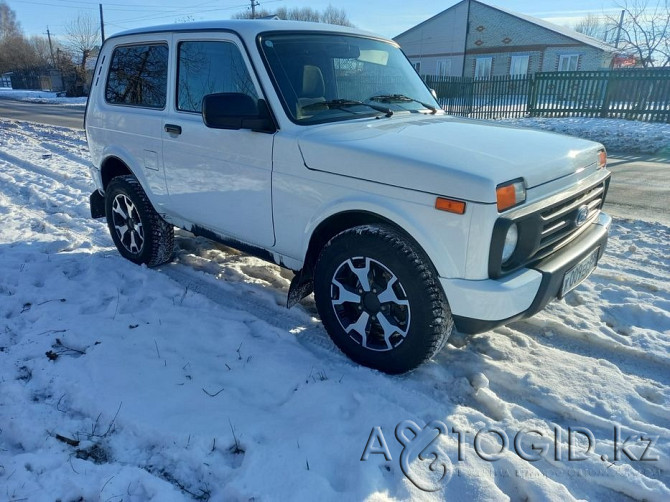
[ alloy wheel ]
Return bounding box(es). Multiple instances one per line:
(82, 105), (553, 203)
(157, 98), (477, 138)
(111, 193), (145, 255)
(330, 257), (411, 352)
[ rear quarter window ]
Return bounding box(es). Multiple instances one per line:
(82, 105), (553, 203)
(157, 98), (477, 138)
(105, 44), (168, 109)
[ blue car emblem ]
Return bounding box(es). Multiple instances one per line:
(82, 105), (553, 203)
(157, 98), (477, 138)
(575, 205), (589, 227)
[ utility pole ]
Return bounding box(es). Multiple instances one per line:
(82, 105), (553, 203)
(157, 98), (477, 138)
(461, 0), (471, 77)
(614, 9), (625, 48)
(250, 0), (259, 19)
(45, 26), (55, 67)
(99, 3), (105, 43)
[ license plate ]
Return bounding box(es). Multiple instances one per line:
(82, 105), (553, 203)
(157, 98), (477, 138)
(560, 247), (599, 297)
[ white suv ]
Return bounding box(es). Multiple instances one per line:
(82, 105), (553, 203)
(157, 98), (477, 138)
(86, 20), (611, 373)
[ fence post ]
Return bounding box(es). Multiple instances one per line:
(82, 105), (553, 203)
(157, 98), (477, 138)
(599, 72), (613, 119)
(527, 73), (537, 117)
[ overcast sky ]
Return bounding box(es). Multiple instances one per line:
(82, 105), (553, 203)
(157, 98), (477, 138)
(8, 0), (625, 41)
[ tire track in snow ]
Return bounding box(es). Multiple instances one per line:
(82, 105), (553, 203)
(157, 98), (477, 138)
(0, 148), (93, 196)
(159, 262), (344, 360)
(515, 317), (670, 385)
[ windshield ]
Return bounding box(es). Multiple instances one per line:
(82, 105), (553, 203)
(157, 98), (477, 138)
(258, 32), (441, 124)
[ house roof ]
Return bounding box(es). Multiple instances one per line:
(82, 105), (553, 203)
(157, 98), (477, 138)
(483, 1), (616, 53)
(395, 0), (616, 53)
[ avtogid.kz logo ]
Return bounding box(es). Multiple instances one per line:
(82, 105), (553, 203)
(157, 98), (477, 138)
(361, 420), (453, 492)
(361, 421), (659, 492)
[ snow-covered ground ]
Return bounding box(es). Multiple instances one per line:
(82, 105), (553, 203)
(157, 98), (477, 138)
(0, 118), (668, 501)
(500, 117), (670, 155)
(0, 88), (87, 106)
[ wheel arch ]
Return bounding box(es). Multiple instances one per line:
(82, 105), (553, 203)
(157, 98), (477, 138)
(100, 155), (134, 190)
(302, 210), (441, 282)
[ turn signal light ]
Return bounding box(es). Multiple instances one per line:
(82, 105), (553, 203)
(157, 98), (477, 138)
(598, 149), (607, 168)
(496, 180), (526, 212)
(435, 197), (466, 214)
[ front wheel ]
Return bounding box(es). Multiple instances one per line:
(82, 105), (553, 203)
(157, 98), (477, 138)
(314, 224), (453, 374)
(105, 175), (174, 267)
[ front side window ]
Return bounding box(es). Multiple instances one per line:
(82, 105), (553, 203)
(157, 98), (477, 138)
(106, 44), (168, 108)
(259, 33), (440, 124)
(559, 54), (580, 71)
(177, 41), (257, 113)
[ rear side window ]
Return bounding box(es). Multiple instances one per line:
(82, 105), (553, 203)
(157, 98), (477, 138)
(106, 44), (168, 108)
(177, 41), (257, 113)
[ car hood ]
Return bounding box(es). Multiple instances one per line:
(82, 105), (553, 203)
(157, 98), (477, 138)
(297, 115), (603, 204)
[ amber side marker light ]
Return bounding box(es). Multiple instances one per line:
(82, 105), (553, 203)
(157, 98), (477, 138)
(435, 197), (466, 214)
(496, 180), (526, 212)
(599, 149), (607, 168)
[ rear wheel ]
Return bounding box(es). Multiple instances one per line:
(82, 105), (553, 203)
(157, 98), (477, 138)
(105, 175), (174, 266)
(314, 224), (453, 374)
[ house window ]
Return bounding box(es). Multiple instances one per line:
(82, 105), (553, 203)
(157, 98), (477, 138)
(558, 54), (580, 71)
(474, 57), (492, 79)
(510, 55), (529, 76)
(413, 61), (421, 73)
(437, 59), (452, 77)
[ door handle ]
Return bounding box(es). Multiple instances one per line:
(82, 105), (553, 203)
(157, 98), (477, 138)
(164, 124), (182, 135)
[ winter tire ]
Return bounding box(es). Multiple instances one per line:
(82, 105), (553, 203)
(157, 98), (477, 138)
(314, 224), (453, 374)
(105, 175), (174, 267)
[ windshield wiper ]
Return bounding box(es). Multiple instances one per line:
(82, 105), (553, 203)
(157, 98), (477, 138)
(302, 99), (393, 118)
(368, 94), (438, 114)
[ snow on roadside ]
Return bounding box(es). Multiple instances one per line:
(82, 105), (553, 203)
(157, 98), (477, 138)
(0, 88), (87, 106)
(0, 118), (668, 501)
(498, 117), (670, 155)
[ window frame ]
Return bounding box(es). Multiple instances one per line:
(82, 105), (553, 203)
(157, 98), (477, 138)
(558, 54), (580, 72)
(509, 55), (529, 77)
(437, 59), (452, 77)
(104, 42), (169, 110)
(175, 39), (259, 115)
(474, 57), (492, 79)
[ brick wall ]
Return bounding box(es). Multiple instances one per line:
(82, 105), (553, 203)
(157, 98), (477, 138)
(464, 1), (612, 77)
(395, 0), (614, 78)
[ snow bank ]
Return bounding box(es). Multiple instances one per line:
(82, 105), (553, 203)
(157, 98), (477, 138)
(0, 88), (87, 106)
(498, 117), (670, 155)
(0, 118), (668, 501)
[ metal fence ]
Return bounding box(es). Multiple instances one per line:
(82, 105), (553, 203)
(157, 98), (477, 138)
(424, 69), (670, 123)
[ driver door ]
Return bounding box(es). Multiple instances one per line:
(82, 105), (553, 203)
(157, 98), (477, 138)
(162, 34), (275, 248)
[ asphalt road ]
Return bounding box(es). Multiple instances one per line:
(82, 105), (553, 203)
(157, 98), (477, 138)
(0, 98), (85, 129)
(604, 153), (670, 226)
(0, 98), (667, 224)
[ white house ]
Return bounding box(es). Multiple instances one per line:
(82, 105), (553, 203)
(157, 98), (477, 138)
(394, 0), (617, 77)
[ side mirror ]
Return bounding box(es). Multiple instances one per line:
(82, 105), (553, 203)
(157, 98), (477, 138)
(202, 93), (275, 133)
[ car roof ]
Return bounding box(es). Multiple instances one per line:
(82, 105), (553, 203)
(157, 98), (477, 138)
(108, 19), (382, 42)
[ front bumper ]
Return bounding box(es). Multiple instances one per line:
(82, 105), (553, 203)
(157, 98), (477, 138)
(442, 212), (612, 334)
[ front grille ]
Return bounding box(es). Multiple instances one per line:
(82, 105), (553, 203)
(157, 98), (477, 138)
(533, 181), (606, 260)
(489, 173), (611, 279)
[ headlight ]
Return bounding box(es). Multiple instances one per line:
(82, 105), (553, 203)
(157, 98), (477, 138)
(502, 223), (518, 263)
(496, 180), (526, 211)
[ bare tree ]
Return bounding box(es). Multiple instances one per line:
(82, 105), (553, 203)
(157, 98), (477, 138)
(606, 0), (670, 67)
(574, 13), (610, 41)
(233, 4), (354, 26)
(30, 35), (54, 67)
(64, 13), (100, 73)
(320, 5), (354, 27)
(0, 2), (43, 74)
(0, 0), (20, 40)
